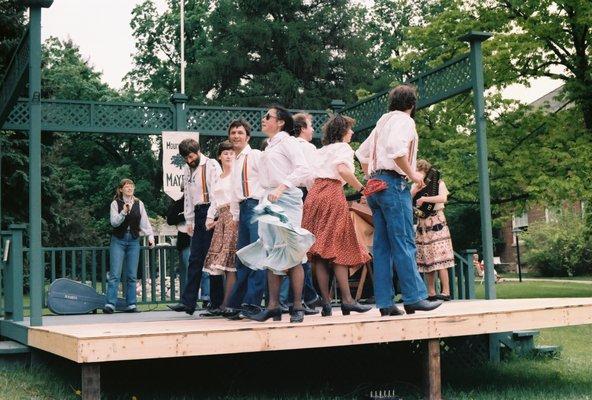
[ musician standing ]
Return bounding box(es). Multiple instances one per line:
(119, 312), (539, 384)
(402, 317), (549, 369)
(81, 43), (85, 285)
(411, 159), (455, 301)
(355, 84), (442, 316)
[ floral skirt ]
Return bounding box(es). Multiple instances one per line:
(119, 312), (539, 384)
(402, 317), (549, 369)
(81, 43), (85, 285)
(302, 179), (370, 267)
(204, 205), (238, 275)
(416, 210), (455, 273)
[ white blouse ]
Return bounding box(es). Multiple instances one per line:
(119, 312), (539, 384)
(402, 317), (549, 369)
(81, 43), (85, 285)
(355, 111), (418, 176)
(411, 180), (449, 211)
(314, 142), (355, 184)
(207, 174), (239, 221)
(296, 137), (317, 188)
(258, 131), (311, 190)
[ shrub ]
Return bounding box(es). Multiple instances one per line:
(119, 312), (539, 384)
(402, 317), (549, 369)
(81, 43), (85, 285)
(522, 211), (591, 277)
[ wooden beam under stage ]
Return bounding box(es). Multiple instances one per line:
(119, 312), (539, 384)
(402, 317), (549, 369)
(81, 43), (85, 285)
(23, 298), (592, 364)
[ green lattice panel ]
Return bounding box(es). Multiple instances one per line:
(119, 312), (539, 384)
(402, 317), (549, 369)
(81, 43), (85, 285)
(341, 54), (473, 135)
(2, 99), (175, 134)
(0, 28), (30, 125)
(187, 106), (328, 138)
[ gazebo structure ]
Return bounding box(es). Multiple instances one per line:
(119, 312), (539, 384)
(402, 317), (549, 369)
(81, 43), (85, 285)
(1, 2), (591, 400)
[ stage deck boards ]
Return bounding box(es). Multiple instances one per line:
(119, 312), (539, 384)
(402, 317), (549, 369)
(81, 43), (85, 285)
(19, 298), (592, 363)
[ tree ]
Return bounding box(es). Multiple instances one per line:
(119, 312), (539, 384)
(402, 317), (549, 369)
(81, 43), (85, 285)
(127, 0), (377, 108)
(0, 0), (26, 77)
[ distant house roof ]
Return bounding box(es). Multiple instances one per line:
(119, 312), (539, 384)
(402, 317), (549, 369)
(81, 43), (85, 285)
(529, 85), (573, 112)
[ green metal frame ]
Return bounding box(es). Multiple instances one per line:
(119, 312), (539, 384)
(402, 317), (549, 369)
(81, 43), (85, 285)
(2, 98), (328, 137)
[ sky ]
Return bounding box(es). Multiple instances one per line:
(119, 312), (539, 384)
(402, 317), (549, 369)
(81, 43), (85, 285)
(41, 0), (563, 105)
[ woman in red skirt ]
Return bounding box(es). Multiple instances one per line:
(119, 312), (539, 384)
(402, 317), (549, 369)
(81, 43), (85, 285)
(302, 115), (371, 317)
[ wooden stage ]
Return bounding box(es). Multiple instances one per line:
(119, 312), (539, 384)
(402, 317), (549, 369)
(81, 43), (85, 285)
(9, 298), (592, 399)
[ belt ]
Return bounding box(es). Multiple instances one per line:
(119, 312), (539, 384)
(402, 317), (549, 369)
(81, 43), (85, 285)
(371, 169), (406, 179)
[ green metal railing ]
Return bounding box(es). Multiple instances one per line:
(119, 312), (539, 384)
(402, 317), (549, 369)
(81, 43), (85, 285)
(0, 27), (30, 125)
(2, 98), (329, 137)
(452, 249), (477, 300)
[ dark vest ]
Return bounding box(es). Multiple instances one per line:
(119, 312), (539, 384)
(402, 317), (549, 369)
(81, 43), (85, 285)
(112, 199), (141, 239)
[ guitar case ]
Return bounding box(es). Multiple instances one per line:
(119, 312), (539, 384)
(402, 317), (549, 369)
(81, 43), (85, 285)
(47, 278), (127, 315)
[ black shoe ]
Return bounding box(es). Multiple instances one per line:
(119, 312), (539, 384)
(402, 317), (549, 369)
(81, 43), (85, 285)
(245, 308), (282, 322)
(279, 302), (290, 314)
(321, 302), (332, 317)
(302, 303), (319, 315)
(380, 305), (405, 316)
(304, 295), (323, 309)
(403, 299), (443, 314)
(103, 305), (114, 314)
(290, 308), (305, 323)
(124, 306), (141, 313)
(202, 308), (223, 317)
(221, 307), (241, 317)
(241, 304), (264, 316)
(167, 303), (195, 315)
(341, 302), (372, 316)
(427, 295), (438, 301)
(436, 294), (451, 301)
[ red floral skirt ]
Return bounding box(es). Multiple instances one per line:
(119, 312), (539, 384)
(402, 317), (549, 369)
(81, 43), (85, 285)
(302, 179), (370, 267)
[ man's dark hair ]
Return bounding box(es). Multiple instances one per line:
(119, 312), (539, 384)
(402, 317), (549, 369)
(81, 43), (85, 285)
(178, 138), (200, 158)
(227, 119), (252, 136)
(269, 105), (294, 136)
(322, 114), (355, 146)
(388, 84), (418, 112)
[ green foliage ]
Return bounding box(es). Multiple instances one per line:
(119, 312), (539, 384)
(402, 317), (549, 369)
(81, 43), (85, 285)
(0, 0), (26, 78)
(522, 211), (591, 277)
(127, 0), (377, 108)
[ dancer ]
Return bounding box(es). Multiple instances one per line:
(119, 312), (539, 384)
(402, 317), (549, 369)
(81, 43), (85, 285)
(203, 140), (239, 312)
(224, 119), (267, 318)
(412, 159), (455, 301)
(355, 84), (442, 316)
(105, 178), (154, 314)
(168, 138), (223, 315)
(236, 106), (314, 323)
(302, 115), (372, 316)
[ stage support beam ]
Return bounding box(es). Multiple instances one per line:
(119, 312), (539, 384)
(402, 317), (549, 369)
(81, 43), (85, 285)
(81, 363), (101, 400)
(424, 338), (442, 400)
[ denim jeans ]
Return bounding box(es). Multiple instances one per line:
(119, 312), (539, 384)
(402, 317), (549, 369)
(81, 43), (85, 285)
(107, 232), (140, 308)
(227, 198), (267, 308)
(179, 246), (210, 300)
(366, 174), (427, 307)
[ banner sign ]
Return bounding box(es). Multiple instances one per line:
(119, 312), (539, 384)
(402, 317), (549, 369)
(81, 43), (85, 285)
(162, 131), (200, 200)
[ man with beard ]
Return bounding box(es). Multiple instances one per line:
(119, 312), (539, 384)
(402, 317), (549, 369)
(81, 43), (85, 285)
(168, 138), (223, 315)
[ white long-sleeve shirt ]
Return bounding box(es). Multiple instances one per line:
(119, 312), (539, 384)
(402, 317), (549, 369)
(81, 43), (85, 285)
(314, 142), (355, 184)
(207, 174), (240, 221)
(231, 144), (263, 202)
(296, 137), (317, 188)
(258, 131), (312, 190)
(355, 111), (418, 176)
(182, 154), (222, 229)
(110, 197), (154, 242)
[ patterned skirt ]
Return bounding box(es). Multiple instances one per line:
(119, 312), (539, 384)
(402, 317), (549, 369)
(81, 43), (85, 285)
(416, 210), (455, 273)
(204, 205), (238, 275)
(302, 178), (370, 267)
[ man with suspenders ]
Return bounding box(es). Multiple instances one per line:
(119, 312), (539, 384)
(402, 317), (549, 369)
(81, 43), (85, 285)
(168, 138), (223, 315)
(223, 119), (268, 317)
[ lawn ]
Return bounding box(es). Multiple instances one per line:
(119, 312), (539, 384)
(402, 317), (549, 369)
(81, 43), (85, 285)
(0, 279), (590, 400)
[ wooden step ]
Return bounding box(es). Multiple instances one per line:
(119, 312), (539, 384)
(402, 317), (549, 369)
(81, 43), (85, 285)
(512, 330), (540, 339)
(533, 345), (560, 357)
(0, 340), (30, 355)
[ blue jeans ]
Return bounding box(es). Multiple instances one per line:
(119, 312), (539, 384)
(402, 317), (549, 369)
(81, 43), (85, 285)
(179, 246), (210, 300)
(227, 199), (267, 308)
(366, 174), (427, 307)
(107, 232), (140, 308)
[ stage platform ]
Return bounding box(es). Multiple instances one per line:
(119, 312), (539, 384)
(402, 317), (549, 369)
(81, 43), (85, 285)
(4, 298), (592, 399)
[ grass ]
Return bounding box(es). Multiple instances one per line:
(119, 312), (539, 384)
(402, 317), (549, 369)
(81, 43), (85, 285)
(1, 280), (591, 399)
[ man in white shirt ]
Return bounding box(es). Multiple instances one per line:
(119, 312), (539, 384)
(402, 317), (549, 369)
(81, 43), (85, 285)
(168, 138), (223, 315)
(223, 119), (269, 317)
(356, 84), (442, 316)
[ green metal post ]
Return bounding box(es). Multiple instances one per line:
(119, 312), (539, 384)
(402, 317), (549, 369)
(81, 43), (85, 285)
(464, 249), (477, 299)
(27, 3), (49, 327)
(4, 224), (26, 321)
(462, 32), (495, 300)
(171, 93), (188, 131)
